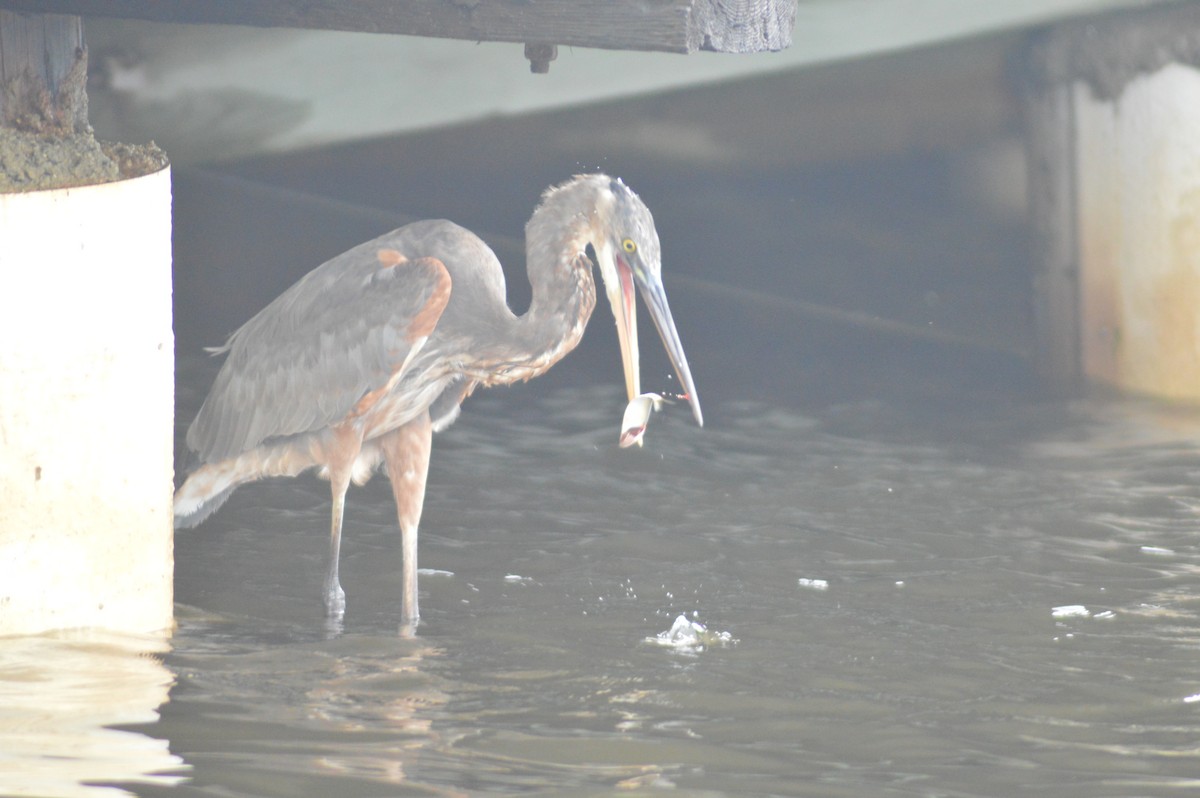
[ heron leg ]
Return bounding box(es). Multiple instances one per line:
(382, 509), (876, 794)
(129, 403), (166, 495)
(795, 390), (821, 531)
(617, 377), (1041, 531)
(324, 469), (351, 618)
(380, 410), (433, 626)
(322, 426), (363, 619)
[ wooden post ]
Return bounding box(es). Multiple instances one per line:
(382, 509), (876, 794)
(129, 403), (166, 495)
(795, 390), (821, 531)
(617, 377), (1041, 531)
(0, 11), (87, 133)
(1024, 4), (1200, 399)
(1024, 75), (1081, 396)
(0, 10), (174, 636)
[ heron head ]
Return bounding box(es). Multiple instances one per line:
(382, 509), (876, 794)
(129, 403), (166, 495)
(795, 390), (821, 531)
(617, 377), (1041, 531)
(592, 177), (703, 429)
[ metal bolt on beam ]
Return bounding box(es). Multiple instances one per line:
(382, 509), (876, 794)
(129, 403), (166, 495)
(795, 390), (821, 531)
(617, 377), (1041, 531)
(524, 42), (557, 73)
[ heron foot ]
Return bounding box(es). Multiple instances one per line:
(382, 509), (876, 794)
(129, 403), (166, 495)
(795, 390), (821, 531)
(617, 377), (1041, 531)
(324, 578), (346, 618)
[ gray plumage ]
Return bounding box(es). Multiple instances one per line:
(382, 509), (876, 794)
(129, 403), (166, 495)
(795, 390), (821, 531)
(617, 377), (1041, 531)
(187, 221), (503, 463)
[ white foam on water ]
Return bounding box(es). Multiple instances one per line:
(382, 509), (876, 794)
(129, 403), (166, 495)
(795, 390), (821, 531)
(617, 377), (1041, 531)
(646, 613), (735, 652)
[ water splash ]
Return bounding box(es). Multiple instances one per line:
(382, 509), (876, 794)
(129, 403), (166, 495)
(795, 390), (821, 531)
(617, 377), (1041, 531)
(646, 613), (735, 653)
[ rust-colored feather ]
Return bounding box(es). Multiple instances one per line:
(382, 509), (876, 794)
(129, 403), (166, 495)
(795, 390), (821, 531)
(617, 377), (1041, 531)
(406, 257), (452, 342)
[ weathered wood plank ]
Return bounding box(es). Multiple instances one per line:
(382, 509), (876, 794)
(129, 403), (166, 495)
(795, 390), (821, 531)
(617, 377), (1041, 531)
(0, 0), (794, 54)
(693, 0), (792, 53)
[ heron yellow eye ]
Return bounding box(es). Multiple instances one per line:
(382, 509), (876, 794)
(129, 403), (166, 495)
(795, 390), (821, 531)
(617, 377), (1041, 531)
(621, 238), (637, 254)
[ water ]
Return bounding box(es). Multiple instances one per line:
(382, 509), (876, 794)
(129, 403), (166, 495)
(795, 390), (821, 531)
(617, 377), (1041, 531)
(9, 346), (1200, 796)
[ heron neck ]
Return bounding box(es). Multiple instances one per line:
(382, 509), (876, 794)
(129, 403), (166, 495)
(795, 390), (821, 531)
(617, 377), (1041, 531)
(515, 179), (604, 372)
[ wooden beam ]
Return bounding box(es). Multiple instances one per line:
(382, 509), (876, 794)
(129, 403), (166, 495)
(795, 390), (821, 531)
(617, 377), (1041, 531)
(0, 0), (794, 54)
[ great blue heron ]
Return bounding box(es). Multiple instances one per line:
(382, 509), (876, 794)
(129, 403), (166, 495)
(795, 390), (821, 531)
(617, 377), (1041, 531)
(173, 173), (703, 624)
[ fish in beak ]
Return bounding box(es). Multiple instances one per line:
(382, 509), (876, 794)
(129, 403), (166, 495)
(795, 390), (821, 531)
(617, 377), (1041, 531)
(620, 392), (666, 448)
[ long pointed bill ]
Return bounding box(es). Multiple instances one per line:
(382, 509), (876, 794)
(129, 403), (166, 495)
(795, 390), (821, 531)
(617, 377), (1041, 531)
(598, 242), (703, 432)
(631, 265), (704, 428)
(597, 243), (640, 405)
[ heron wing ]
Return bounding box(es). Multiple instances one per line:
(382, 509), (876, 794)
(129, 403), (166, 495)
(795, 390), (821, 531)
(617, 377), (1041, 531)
(186, 232), (453, 463)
